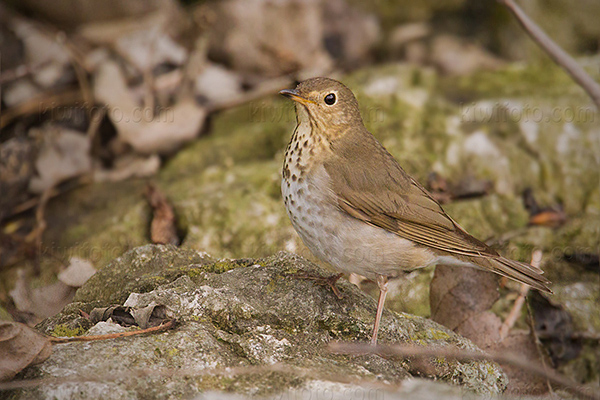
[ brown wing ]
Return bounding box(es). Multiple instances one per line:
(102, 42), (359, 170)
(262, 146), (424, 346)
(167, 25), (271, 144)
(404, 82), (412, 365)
(325, 129), (551, 292)
(326, 129), (495, 258)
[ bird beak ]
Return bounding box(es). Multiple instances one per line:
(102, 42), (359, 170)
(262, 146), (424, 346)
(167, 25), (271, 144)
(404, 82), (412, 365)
(279, 89), (315, 106)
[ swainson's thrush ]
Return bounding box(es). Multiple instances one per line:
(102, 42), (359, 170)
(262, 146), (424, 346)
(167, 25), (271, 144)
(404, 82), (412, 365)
(280, 77), (551, 344)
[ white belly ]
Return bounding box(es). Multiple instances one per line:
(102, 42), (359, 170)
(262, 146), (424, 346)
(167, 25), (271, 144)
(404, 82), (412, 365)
(281, 164), (437, 280)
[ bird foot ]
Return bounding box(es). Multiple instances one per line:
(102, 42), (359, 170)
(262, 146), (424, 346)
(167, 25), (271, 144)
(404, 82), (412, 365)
(290, 272), (344, 299)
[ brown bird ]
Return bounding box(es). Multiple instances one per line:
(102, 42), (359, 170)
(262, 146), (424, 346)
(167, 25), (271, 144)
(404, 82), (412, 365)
(280, 77), (551, 344)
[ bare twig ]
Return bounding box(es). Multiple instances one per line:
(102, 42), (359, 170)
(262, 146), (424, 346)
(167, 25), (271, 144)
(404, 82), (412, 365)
(0, 89), (83, 130)
(0, 61), (52, 85)
(49, 320), (176, 344)
(526, 298), (554, 394)
(24, 188), (53, 275)
(329, 342), (599, 400)
(537, 331), (600, 341)
(499, 249), (541, 340)
(498, 0), (600, 109)
(7, 176), (91, 219)
(86, 106), (107, 142)
(55, 32), (95, 114)
(206, 76), (293, 113)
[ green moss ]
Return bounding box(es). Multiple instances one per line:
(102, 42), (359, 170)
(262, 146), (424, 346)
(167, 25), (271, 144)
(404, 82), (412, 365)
(439, 61), (587, 103)
(51, 324), (86, 337)
(204, 259), (252, 274)
(166, 348), (179, 358)
(264, 279), (278, 294)
(410, 328), (452, 342)
(185, 267), (206, 279)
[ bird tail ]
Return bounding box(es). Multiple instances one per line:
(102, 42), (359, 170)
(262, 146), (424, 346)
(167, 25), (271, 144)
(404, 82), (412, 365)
(472, 255), (552, 294)
(437, 253), (552, 293)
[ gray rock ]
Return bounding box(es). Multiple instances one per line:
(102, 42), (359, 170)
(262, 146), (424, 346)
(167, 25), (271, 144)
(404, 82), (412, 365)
(22, 245), (507, 399)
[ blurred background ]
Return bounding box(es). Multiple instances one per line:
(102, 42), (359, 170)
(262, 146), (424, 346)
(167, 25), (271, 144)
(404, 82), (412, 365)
(0, 0), (599, 393)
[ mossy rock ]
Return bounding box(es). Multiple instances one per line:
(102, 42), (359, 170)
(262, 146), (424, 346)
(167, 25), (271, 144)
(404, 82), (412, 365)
(25, 245), (507, 400)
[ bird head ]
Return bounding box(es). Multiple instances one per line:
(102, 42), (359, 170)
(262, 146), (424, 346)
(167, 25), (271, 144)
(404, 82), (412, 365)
(280, 77), (363, 132)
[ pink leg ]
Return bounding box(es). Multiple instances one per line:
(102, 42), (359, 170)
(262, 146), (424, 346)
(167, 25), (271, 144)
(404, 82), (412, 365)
(370, 275), (389, 345)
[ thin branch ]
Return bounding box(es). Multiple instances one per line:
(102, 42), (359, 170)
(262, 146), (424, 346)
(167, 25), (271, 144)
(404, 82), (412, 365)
(205, 76), (293, 114)
(498, 0), (600, 109)
(0, 61), (52, 85)
(49, 319), (176, 343)
(0, 89), (83, 130)
(499, 250), (540, 340)
(526, 298), (554, 394)
(329, 342), (599, 400)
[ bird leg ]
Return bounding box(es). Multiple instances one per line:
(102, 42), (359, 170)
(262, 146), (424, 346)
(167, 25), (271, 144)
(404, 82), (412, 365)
(371, 274), (389, 345)
(291, 272), (344, 299)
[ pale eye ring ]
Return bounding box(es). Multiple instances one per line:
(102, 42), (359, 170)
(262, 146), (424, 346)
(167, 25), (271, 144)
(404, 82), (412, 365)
(324, 93), (336, 105)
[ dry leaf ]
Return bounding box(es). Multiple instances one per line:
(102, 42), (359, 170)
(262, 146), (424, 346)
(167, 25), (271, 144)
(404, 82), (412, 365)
(522, 188), (567, 228)
(57, 257), (97, 287)
(115, 27), (187, 71)
(94, 60), (206, 154)
(89, 304), (168, 329)
(206, 0), (333, 77)
(28, 126), (92, 194)
(10, 19), (70, 87)
(9, 269), (76, 325)
(430, 264), (499, 333)
(93, 154), (161, 182)
(0, 321), (52, 381)
(431, 262), (555, 397)
(145, 183), (179, 246)
(195, 63), (242, 105)
(528, 210), (568, 228)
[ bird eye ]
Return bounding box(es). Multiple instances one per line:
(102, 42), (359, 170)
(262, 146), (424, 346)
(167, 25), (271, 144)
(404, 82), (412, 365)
(324, 93), (336, 105)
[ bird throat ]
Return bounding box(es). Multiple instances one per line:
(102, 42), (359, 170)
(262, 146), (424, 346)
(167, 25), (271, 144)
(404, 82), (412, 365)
(282, 105), (329, 183)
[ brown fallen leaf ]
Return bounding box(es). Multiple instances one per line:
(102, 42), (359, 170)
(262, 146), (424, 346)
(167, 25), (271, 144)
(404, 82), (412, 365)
(430, 264), (501, 349)
(528, 210), (568, 228)
(522, 188), (567, 228)
(145, 183), (179, 246)
(430, 264), (500, 330)
(431, 253), (555, 396)
(9, 269), (76, 326)
(0, 321), (52, 382)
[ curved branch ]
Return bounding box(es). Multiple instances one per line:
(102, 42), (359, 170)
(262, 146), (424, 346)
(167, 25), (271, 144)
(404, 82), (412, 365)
(498, 0), (600, 109)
